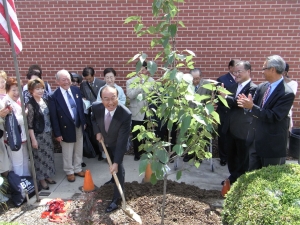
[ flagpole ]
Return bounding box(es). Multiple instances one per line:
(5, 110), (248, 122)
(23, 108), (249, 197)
(2, 0), (40, 202)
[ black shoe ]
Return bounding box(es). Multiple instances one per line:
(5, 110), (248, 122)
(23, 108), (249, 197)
(134, 155), (140, 161)
(98, 155), (104, 161)
(105, 198), (121, 213)
(81, 162), (86, 167)
(183, 154), (194, 162)
(220, 159), (227, 166)
(104, 179), (115, 185)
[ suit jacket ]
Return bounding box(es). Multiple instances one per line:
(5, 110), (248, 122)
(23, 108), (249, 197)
(91, 103), (132, 164)
(80, 77), (106, 103)
(216, 73), (237, 122)
(126, 76), (155, 121)
(49, 86), (86, 142)
(223, 81), (257, 139)
(247, 80), (295, 158)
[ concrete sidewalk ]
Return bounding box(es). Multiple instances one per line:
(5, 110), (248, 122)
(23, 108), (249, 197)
(29, 153), (230, 205)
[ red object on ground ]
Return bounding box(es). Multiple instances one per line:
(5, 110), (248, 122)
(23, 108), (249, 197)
(41, 198), (70, 223)
(221, 179), (231, 197)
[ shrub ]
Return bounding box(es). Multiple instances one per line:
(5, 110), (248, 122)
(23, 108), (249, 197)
(222, 164), (300, 225)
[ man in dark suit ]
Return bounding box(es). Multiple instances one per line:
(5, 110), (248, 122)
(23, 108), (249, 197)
(221, 61), (257, 184)
(216, 59), (239, 166)
(49, 70), (86, 182)
(80, 67), (106, 160)
(237, 55), (295, 171)
(91, 85), (131, 213)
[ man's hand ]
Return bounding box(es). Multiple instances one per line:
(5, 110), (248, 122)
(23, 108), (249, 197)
(96, 133), (103, 143)
(237, 93), (254, 109)
(55, 136), (63, 142)
(31, 139), (38, 149)
(110, 163), (118, 175)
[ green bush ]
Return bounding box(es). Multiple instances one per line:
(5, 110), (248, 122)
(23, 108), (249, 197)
(222, 164), (300, 225)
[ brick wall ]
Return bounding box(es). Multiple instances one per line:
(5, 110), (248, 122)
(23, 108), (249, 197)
(1, 0), (299, 126)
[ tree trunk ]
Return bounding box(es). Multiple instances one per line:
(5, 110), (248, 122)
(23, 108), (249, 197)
(161, 174), (168, 225)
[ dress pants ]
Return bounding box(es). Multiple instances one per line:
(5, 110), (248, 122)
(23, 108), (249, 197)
(60, 126), (83, 175)
(107, 146), (125, 200)
(248, 141), (286, 171)
(226, 133), (249, 183)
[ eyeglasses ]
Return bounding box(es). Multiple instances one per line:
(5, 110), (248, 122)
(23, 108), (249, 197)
(262, 67), (271, 71)
(102, 96), (117, 102)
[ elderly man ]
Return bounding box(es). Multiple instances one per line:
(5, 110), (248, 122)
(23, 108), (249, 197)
(49, 70), (86, 182)
(91, 85), (131, 213)
(221, 61), (257, 184)
(183, 68), (213, 162)
(237, 55), (295, 171)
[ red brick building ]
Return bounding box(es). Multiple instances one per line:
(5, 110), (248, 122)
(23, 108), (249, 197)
(1, 0), (299, 126)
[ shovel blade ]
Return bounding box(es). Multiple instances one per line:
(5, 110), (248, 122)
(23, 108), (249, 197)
(123, 206), (142, 224)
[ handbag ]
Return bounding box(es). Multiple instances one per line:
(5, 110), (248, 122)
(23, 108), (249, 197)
(7, 171), (38, 206)
(5, 111), (22, 151)
(83, 130), (96, 158)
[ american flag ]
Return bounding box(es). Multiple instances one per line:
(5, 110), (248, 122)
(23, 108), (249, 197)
(0, 0), (22, 54)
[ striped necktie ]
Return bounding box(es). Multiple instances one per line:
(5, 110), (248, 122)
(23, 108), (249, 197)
(262, 84), (271, 107)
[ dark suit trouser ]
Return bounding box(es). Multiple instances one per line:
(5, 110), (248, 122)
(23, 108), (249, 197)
(218, 122), (229, 161)
(131, 120), (146, 157)
(248, 141), (286, 171)
(227, 133), (249, 183)
(107, 147), (125, 200)
(155, 120), (177, 151)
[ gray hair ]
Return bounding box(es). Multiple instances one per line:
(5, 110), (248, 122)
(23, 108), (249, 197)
(56, 69), (71, 80)
(265, 55), (286, 75)
(190, 68), (202, 76)
(235, 61), (251, 72)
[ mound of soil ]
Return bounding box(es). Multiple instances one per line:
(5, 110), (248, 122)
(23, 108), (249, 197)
(73, 180), (223, 225)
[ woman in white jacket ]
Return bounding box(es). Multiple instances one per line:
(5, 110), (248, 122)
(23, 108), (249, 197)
(3, 78), (31, 176)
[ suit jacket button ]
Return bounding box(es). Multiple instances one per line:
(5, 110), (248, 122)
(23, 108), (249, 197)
(61, 116), (62, 118)
(64, 126), (66, 128)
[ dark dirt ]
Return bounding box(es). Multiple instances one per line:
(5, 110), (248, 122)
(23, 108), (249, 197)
(72, 180), (223, 225)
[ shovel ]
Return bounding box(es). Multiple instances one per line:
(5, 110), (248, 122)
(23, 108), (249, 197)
(100, 140), (142, 224)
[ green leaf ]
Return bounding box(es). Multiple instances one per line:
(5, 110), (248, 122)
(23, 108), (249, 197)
(169, 69), (177, 80)
(150, 173), (157, 184)
(168, 97), (174, 107)
(135, 60), (142, 73)
(156, 0), (162, 8)
(184, 49), (196, 57)
(161, 37), (170, 48)
(173, 144), (184, 155)
(176, 63), (185, 67)
(205, 104), (214, 114)
(178, 20), (185, 27)
(218, 95), (229, 108)
(176, 170), (182, 180)
(140, 53), (148, 63)
(134, 23), (144, 33)
(182, 73), (193, 84)
(175, 71), (184, 82)
(137, 93), (143, 101)
(211, 111), (220, 124)
(192, 114), (206, 125)
(168, 24), (177, 37)
(147, 61), (157, 76)
(186, 55), (193, 63)
(127, 53), (141, 63)
(132, 125), (142, 133)
(202, 83), (216, 91)
(126, 71), (137, 78)
(155, 50), (163, 60)
(155, 149), (169, 164)
(139, 159), (148, 175)
(147, 26), (156, 34)
(181, 115), (191, 134)
(194, 160), (201, 168)
(124, 16), (141, 24)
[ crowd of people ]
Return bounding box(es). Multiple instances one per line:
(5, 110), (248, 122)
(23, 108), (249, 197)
(0, 54), (297, 212)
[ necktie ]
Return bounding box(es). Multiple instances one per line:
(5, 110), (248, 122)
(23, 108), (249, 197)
(194, 85), (198, 92)
(66, 90), (80, 127)
(105, 112), (112, 132)
(262, 84), (271, 107)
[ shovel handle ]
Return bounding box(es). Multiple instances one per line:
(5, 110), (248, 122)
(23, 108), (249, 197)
(100, 140), (126, 207)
